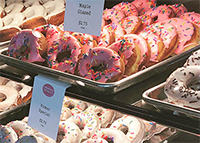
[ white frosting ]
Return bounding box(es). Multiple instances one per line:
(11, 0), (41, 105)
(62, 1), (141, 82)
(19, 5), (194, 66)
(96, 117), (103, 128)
(23, 4), (46, 19)
(0, 0), (5, 8)
(4, 2), (24, 14)
(2, 12), (25, 26)
(0, 18), (3, 28)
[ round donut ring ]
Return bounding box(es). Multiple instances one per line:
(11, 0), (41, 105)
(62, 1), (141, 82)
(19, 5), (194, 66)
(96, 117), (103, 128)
(0, 125), (18, 143)
(164, 66), (200, 108)
(0, 85), (19, 112)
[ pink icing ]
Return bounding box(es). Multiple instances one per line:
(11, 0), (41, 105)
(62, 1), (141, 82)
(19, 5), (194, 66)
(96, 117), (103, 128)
(47, 33), (82, 74)
(120, 15), (139, 34)
(162, 18), (194, 54)
(102, 8), (125, 24)
(78, 47), (123, 83)
(168, 3), (187, 17)
(8, 29), (45, 62)
(34, 24), (62, 48)
(179, 12), (200, 28)
(113, 2), (138, 16)
(140, 5), (174, 26)
(98, 25), (114, 47)
(131, 0), (157, 15)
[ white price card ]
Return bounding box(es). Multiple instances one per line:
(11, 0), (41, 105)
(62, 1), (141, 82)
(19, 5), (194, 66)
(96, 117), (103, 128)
(28, 75), (71, 140)
(64, 0), (105, 36)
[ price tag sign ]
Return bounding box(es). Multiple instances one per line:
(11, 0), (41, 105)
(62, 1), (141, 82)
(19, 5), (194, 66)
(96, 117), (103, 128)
(64, 0), (105, 36)
(28, 75), (71, 140)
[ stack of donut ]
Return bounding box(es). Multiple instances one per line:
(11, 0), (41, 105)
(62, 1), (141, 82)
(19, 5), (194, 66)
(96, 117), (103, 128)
(6, 0), (200, 83)
(0, 95), (160, 143)
(164, 48), (200, 109)
(0, 76), (32, 112)
(0, 0), (65, 42)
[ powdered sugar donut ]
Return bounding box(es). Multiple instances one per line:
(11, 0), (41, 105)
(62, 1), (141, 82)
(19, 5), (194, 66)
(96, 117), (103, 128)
(57, 121), (82, 143)
(47, 33), (82, 74)
(110, 115), (145, 143)
(0, 125), (18, 143)
(164, 66), (200, 108)
(7, 120), (34, 138)
(78, 46), (125, 83)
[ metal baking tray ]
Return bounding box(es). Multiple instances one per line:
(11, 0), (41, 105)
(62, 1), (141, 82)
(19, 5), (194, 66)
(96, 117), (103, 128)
(0, 45), (200, 94)
(142, 82), (200, 118)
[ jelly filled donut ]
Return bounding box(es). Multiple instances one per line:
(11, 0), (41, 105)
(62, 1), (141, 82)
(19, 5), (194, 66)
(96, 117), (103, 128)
(0, 125), (18, 143)
(78, 46), (125, 83)
(8, 29), (48, 64)
(47, 32), (82, 74)
(164, 66), (200, 109)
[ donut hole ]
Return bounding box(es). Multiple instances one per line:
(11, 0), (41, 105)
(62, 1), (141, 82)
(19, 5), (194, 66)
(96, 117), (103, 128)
(91, 61), (107, 72)
(20, 45), (29, 54)
(106, 137), (115, 143)
(105, 19), (112, 25)
(118, 125), (129, 135)
(0, 93), (7, 102)
(56, 51), (71, 62)
(153, 16), (158, 22)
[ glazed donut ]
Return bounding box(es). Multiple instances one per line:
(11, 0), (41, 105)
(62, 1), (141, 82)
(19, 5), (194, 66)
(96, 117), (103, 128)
(72, 32), (97, 54)
(8, 29), (48, 64)
(57, 121), (82, 143)
(140, 4), (175, 26)
(15, 135), (44, 143)
(67, 110), (101, 139)
(139, 30), (165, 66)
(47, 33), (82, 74)
(0, 85), (19, 112)
(184, 49), (200, 66)
(0, 26), (21, 42)
(2, 13), (25, 26)
(86, 105), (116, 128)
(131, 0), (157, 15)
(0, 125), (18, 143)
(78, 46), (125, 83)
(112, 2), (138, 17)
(168, 3), (187, 17)
(162, 18), (200, 54)
(35, 132), (56, 143)
(164, 66), (200, 109)
(91, 128), (130, 143)
(34, 24), (63, 48)
(7, 120), (34, 138)
(43, 0), (65, 25)
(120, 15), (143, 34)
(110, 115), (145, 143)
(179, 12), (200, 28)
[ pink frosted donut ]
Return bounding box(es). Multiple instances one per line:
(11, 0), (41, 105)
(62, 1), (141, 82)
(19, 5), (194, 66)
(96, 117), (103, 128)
(34, 24), (64, 48)
(113, 2), (138, 16)
(168, 3), (187, 17)
(0, 125), (18, 143)
(71, 32), (96, 54)
(131, 0), (157, 15)
(179, 12), (200, 28)
(140, 4), (175, 26)
(8, 29), (48, 63)
(47, 32), (82, 74)
(78, 46), (125, 83)
(102, 8), (125, 24)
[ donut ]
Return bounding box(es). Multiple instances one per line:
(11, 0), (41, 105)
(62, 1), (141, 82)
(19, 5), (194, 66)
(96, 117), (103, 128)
(78, 46), (125, 83)
(2, 13), (25, 26)
(67, 110), (101, 139)
(82, 137), (108, 143)
(168, 3), (187, 17)
(43, 0), (65, 26)
(72, 32), (97, 54)
(164, 66), (200, 109)
(7, 120), (34, 138)
(34, 24), (64, 48)
(91, 128), (130, 143)
(112, 2), (138, 17)
(120, 15), (143, 34)
(184, 49), (200, 66)
(0, 125), (18, 143)
(86, 105), (116, 128)
(4, 2), (25, 14)
(0, 85), (19, 112)
(118, 34), (151, 73)
(102, 8), (125, 24)
(131, 0), (157, 15)
(15, 135), (44, 143)
(60, 105), (72, 121)
(47, 32), (82, 74)
(0, 26), (21, 42)
(179, 12), (200, 28)
(0, 0), (5, 8)
(110, 115), (145, 143)
(35, 132), (56, 143)
(162, 18), (200, 54)
(8, 29), (48, 64)
(57, 121), (82, 143)
(140, 4), (175, 26)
